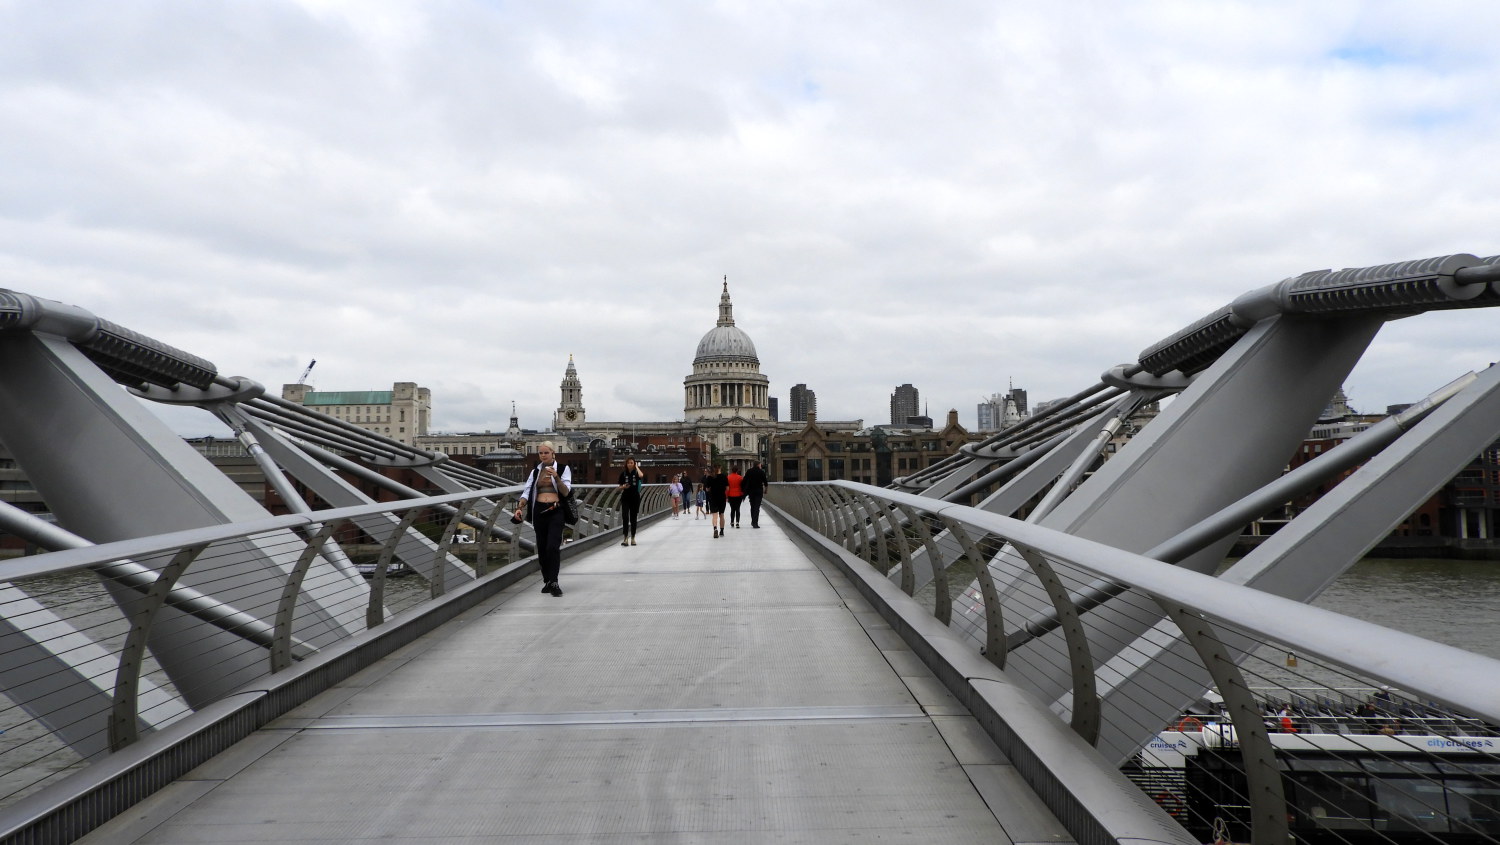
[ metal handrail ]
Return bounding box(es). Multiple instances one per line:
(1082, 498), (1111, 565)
(773, 480), (1500, 725)
(772, 479), (1500, 845)
(0, 483), (670, 768)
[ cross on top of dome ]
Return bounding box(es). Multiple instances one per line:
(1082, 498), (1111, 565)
(718, 276), (735, 327)
(695, 278), (758, 363)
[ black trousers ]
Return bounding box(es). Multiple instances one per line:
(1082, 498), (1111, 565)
(728, 495), (744, 523)
(748, 492), (763, 526)
(534, 502), (565, 584)
(621, 495), (640, 536)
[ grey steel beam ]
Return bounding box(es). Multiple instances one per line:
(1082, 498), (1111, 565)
(0, 584), (173, 760)
(977, 315), (1383, 738)
(212, 405), (364, 580)
(289, 437), (525, 548)
(236, 415), (475, 586)
(1156, 604), (1288, 845)
(817, 481), (1500, 726)
(1089, 360), (1500, 757)
(1009, 371), (1478, 650)
(1225, 361), (1500, 599)
(239, 401), (411, 463)
(211, 407), (310, 516)
(248, 394), (441, 464)
(1023, 397), (1137, 524)
(0, 332), (363, 708)
(896, 408), (1119, 592)
(0, 500), (305, 657)
(1015, 545), (1100, 743)
(901, 382), (1126, 493)
(939, 430), (1071, 504)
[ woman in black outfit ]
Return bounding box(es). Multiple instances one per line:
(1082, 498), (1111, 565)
(616, 457), (643, 546)
(702, 463), (729, 538)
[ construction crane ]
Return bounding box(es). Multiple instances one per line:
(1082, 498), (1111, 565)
(297, 359), (316, 385)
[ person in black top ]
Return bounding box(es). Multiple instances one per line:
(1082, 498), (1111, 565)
(702, 463), (729, 538)
(616, 457), (644, 546)
(742, 460), (769, 528)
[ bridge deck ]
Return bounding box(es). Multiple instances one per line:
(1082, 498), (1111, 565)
(82, 513), (1074, 844)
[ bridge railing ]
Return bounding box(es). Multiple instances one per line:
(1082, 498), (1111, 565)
(770, 481), (1500, 845)
(0, 482), (667, 813)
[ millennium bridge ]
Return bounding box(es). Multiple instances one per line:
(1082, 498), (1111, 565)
(1, 255), (1499, 844)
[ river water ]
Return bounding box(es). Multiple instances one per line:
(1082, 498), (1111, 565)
(1308, 557), (1500, 661)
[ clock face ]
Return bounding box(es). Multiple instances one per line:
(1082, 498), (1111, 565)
(565, 410), (578, 421)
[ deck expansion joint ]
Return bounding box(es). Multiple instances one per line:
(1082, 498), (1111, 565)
(298, 704), (927, 731)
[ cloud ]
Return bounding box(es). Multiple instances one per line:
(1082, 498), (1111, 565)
(1, 0), (1497, 436)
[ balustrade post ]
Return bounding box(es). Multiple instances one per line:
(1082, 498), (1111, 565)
(1015, 545), (1101, 743)
(512, 508), (528, 568)
(474, 498), (508, 577)
(882, 501), (915, 589)
(368, 509), (421, 629)
(1157, 602), (1289, 845)
(862, 496), (891, 570)
(573, 489), (595, 538)
(825, 487), (852, 550)
(940, 517), (1006, 668)
(110, 542), (208, 751)
(807, 485), (836, 538)
(903, 507), (951, 622)
(432, 498), (478, 599)
(273, 519), (346, 673)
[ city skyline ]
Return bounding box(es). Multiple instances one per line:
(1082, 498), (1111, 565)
(3, 4), (1497, 439)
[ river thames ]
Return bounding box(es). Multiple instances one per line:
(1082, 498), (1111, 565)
(1311, 557), (1500, 661)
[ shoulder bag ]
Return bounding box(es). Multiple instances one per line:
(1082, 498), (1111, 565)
(559, 467), (579, 525)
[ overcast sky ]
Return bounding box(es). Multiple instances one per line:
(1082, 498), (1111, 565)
(4, 1), (1499, 437)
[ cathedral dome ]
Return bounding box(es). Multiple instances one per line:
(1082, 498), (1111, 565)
(691, 280), (759, 364)
(694, 324), (758, 363)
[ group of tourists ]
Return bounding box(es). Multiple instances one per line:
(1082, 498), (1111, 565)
(695, 461), (767, 537)
(513, 449), (772, 597)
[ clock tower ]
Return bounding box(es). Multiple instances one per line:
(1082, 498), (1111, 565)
(554, 354), (586, 430)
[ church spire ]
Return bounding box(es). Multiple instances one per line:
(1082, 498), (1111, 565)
(717, 275), (735, 327)
(556, 354), (585, 429)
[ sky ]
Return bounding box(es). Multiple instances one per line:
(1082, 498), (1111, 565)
(4, 1), (1499, 437)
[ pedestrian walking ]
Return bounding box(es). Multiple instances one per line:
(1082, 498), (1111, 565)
(668, 474), (682, 518)
(726, 463), (745, 528)
(743, 460), (768, 528)
(513, 442), (571, 597)
(617, 457), (644, 545)
(702, 464), (728, 537)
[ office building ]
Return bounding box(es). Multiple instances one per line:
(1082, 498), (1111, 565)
(891, 383), (920, 426)
(790, 384), (817, 422)
(280, 382), (430, 445)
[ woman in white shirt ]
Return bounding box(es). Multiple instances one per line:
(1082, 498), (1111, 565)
(513, 442), (572, 596)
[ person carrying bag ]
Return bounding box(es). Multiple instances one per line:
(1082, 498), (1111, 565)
(513, 441), (572, 597)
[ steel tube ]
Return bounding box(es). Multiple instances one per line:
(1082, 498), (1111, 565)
(0, 501), (297, 653)
(240, 402), (407, 462)
(1010, 372), (1478, 646)
(814, 480), (1500, 726)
